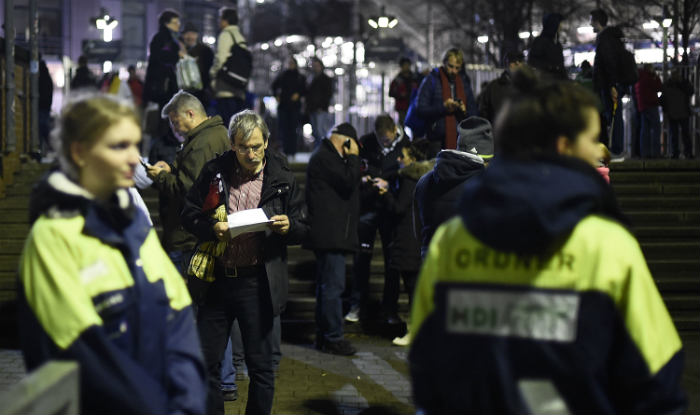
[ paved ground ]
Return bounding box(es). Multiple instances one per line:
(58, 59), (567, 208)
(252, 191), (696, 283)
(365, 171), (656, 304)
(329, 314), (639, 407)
(1, 331), (698, 414)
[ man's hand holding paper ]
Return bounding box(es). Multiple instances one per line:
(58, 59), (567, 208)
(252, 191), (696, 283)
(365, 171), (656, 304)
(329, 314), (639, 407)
(269, 215), (290, 235)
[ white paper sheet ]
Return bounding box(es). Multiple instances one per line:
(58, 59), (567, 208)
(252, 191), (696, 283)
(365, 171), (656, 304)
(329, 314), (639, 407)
(227, 208), (274, 238)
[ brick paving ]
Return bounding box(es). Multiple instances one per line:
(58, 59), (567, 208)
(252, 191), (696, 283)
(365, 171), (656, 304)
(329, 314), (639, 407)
(1, 332), (698, 415)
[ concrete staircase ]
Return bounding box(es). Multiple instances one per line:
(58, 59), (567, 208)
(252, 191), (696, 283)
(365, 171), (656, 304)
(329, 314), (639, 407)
(282, 159), (700, 333)
(610, 160), (700, 331)
(0, 162), (48, 347)
(0, 159), (698, 347)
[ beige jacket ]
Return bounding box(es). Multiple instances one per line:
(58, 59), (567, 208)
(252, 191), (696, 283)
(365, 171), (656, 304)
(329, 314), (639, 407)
(210, 25), (247, 98)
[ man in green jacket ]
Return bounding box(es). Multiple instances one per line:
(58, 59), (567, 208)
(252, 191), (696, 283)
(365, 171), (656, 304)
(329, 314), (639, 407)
(147, 90), (231, 275)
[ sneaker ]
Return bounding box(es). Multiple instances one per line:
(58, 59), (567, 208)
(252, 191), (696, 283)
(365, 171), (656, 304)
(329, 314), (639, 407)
(610, 152), (626, 163)
(392, 333), (410, 347)
(320, 339), (357, 356)
(222, 389), (238, 401)
(344, 306), (360, 323)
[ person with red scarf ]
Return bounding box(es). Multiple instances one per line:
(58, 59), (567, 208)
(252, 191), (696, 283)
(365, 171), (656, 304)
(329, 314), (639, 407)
(416, 47), (477, 158)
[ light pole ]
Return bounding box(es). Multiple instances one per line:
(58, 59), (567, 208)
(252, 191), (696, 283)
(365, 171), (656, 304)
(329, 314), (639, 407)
(366, 6), (398, 114)
(661, 10), (672, 81)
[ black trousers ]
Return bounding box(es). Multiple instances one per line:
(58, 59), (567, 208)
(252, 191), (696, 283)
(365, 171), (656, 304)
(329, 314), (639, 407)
(198, 268), (275, 415)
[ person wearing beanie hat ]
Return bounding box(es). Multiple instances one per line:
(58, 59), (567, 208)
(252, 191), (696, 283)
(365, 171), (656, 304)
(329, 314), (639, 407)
(304, 122), (361, 356)
(456, 116), (494, 160)
(414, 116), (491, 260)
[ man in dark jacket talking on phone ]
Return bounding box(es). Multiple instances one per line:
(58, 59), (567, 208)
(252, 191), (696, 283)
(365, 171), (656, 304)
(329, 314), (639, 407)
(304, 123), (362, 356)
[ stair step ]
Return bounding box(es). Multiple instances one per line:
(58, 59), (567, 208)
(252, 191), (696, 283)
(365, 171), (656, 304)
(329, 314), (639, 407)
(641, 241), (700, 259)
(669, 310), (700, 331)
(612, 183), (700, 195)
(0, 224), (31, 238)
(654, 277), (700, 294)
(626, 211), (700, 226)
(610, 171), (700, 183)
(610, 159), (700, 171)
(0, 198), (30, 209)
(617, 196), (700, 209)
(0, 239), (26, 255)
(0, 210), (31, 223)
(647, 259), (700, 273)
(662, 294), (700, 311)
(633, 226), (700, 240)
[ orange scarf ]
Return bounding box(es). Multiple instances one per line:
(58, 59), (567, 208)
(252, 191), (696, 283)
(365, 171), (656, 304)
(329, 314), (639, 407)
(439, 67), (467, 149)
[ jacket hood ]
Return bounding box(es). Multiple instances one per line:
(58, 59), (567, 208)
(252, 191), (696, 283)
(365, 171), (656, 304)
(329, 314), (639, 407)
(459, 155), (628, 255)
(399, 160), (434, 180)
(542, 13), (563, 37)
(29, 170), (93, 224)
(29, 171), (136, 227)
(433, 150), (484, 186)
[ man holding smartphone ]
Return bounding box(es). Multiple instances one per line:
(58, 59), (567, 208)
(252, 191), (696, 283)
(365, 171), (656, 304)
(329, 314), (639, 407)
(304, 123), (361, 355)
(146, 90), (230, 276)
(347, 114), (405, 324)
(415, 47), (477, 157)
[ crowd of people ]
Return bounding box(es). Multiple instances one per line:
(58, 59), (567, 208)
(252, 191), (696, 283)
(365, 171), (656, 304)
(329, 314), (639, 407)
(17, 5), (694, 415)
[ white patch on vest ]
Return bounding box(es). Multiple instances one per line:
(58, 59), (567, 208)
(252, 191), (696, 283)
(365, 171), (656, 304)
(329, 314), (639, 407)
(446, 289), (579, 342)
(518, 379), (571, 415)
(80, 260), (109, 284)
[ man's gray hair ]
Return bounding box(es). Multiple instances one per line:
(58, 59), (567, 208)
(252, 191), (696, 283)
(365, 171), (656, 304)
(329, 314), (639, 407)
(228, 109), (270, 145)
(161, 90), (206, 118)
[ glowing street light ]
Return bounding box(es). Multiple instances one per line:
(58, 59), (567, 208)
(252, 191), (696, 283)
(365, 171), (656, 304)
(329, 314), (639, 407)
(477, 35), (489, 44)
(367, 6), (398, 30)
(643, 20), (660, 30)
(662, 18), (672, 28)
(95, 13), (118, 42)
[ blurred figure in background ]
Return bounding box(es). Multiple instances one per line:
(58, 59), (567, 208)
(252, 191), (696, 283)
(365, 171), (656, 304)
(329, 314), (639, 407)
(70, 55), (98, 91)
(478, 50), (524, 123)
(127, 65), (144, 108)
(182, 22), (215, 109)
(662, 69), (695, 159)
(528, 13), (566, 79)
(306, 57), (334, 149)
(635, 64), (662, 158)
(38, 58), (54, 158)
(272, 57), (307, 160)
(389, 57), (419, 126)
(144, 9), (185, 111)
(210, 7), (248, 126)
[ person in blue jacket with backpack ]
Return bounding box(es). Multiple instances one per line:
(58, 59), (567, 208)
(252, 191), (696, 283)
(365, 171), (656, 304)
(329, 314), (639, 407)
(413, 47), (477, 158)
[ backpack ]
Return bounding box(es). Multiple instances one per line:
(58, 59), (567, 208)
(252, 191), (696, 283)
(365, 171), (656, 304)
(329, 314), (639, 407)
(404, 75), (437, 139)
(217, 32), (252, 89)
(617, 42), (638, 86)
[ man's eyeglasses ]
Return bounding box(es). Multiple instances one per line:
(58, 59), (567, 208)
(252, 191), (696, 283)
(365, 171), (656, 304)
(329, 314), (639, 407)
(235, 144), (265, 154)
